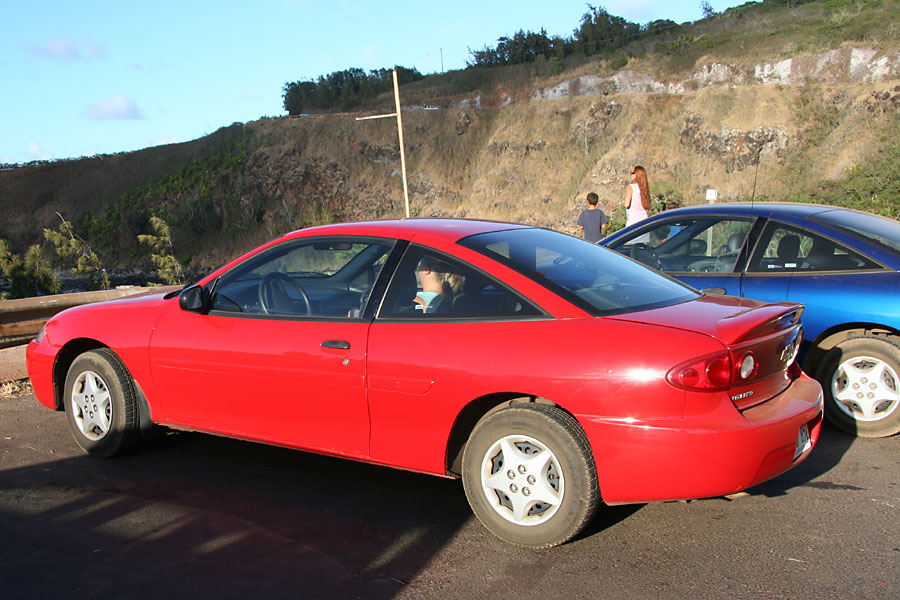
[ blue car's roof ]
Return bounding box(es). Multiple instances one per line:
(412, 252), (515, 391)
(604, 202), (900, 265)
(641, 202), (839, 219)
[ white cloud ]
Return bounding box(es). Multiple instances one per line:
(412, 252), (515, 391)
(588, 1), (703, 24)
(155, 134), (182, 146)
(26, 141), (54, 161)
(86, 94), (144, 121)
(361, 43), (378, 64)
(26, 36), (104, 61)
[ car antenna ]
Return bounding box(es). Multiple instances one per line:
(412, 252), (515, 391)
(750, 144), (763, 208)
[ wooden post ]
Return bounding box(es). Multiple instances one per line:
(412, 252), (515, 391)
(355, 69), (411, 218)
(392, 70), (410, 218)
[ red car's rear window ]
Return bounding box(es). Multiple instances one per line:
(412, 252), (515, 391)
(459, 228), (699, 317)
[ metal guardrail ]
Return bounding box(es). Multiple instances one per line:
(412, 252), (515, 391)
(0, 286), (177, 349)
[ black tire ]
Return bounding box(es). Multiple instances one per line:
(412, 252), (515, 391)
(64, 349), (141, 457)
(815, 336), (900, 438)
(461, 404), (599, 547)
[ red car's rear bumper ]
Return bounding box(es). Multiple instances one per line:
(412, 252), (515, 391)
(580, 373), (823, 505)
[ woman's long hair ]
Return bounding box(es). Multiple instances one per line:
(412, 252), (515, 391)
(633, 165), (650, 210)
(417, 255), (464, 296)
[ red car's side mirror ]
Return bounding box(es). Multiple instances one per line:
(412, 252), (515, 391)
(178, 284), (208, 312)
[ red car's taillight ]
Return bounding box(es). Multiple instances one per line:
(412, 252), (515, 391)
(737, 352), (759, 380)
(668, 350), (766, 392)
(667, 351), (733, 391)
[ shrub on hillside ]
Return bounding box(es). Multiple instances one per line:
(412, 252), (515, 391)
(0, 240), (61, 299)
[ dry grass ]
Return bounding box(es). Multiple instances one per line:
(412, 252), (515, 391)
(0, 378), (32, 398)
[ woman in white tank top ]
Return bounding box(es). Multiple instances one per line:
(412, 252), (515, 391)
(623, 165), (650, 226)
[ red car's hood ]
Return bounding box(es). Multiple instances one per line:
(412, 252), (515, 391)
(609, 294), (804, 345)
(57, 287), (177, 316)
(44, 288), (178, 344)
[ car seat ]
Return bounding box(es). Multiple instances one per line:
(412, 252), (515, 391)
(714, 232), (746, 271)
(777, 235), (800, 260)
(776, 234), (801, 269)
(451, 277), (486, 315)
(803, 238), (837, 270)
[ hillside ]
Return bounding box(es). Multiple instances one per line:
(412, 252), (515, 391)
(2, 0), (899, 276)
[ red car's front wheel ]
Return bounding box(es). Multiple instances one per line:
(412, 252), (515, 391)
(64, 349), (141, 457)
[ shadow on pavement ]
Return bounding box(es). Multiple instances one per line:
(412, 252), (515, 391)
(1, 423), (652, 598)
(748, 419), (857, 497)
(0, 430), (475, 599)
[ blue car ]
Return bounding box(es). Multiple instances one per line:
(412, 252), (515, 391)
(602, 202), (900, 438)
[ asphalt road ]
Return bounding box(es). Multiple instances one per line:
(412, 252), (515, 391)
(1, 392), (897, 600)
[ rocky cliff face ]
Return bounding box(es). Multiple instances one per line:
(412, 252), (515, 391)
(526, 47), (900, 100)
(421, 45), (900, 235)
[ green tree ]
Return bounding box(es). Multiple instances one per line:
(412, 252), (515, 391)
(282, 66), (423, 115)
(44, 212), (110, 290)
(644, 19), (678, 35)
(470, 28), (556, 67)
(0, 239), (62, 299)
(575, 5), (639, 56)
(137, 216), (185, 285)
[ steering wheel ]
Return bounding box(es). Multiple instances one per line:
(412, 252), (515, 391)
(629, 243), (662, 270)
(258, 272), (311, 315)
(714, 247), (739, 273)
(689, 258), (719, 272)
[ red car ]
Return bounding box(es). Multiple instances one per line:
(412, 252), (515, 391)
(27, 219), (823, 547)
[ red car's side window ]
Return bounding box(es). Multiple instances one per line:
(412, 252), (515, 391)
(378, 246), (540, 319)
(211, 239), (393, 318)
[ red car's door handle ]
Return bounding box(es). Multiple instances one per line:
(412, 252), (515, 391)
(321, 340), (351, 349)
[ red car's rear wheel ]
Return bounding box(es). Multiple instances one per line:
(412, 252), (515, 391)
(462, 404), (599, 547)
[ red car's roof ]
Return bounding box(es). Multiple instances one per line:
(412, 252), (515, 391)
(283, 218), (530, 244)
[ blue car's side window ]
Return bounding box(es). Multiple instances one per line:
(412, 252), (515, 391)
(748, 223), (880, 273)
(610, 217), (754, 273)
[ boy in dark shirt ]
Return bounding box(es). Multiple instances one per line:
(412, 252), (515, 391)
(577, 192), (608, 243)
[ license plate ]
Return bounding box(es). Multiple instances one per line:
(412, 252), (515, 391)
(794, 424), (811, 460)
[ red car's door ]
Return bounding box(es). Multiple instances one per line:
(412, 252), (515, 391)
(365, 244), (547, 472)
(146, 237), (395, 458)
(149, 306), (371, 457)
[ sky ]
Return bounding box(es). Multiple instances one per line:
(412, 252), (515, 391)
(1, 0), (745, 165)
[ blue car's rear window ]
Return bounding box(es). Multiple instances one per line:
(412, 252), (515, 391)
(458, 228), (699, 316)
(810, 210), (900, 256)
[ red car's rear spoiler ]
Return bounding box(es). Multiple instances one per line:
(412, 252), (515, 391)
(716, 303), (804, 345)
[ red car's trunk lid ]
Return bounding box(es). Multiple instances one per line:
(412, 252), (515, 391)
(612, 294), (804, 410)
(611, 294), (802, 344)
